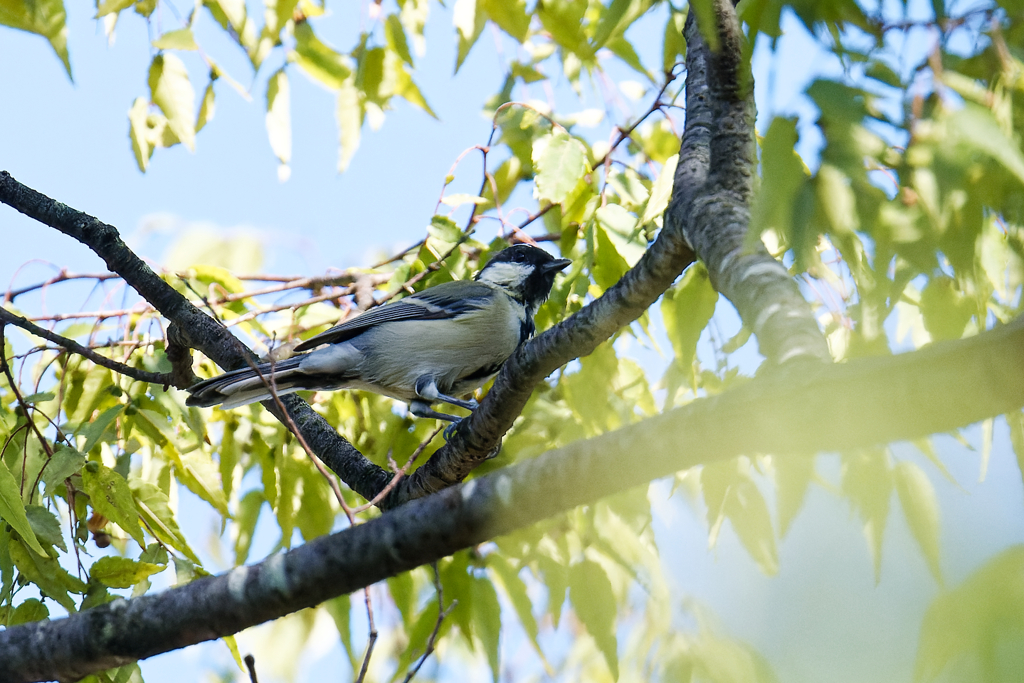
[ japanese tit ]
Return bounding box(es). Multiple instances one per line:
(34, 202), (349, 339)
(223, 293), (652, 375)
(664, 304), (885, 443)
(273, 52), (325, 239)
(185, 244), (571, 423)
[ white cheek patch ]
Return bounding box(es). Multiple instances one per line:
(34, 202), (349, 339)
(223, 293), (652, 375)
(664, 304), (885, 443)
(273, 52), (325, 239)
(479, 262), (530, 288)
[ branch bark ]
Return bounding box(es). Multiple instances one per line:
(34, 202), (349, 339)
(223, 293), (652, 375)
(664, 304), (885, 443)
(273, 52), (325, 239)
(2, 313), (1021, 683)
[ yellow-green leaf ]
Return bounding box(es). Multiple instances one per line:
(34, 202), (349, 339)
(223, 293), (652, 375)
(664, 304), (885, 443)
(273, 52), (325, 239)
(293, 21), (352, 90)
(91, 556), (165, 589)
(568, 559), (618, 679)
(533, 129), (588, 204)
(153, 28), (198, 51)
(0, 0), (70, 77)
(336, 83), (363, 172)
(266, 68), (292, 175)
(0, 461), (47, 556)
(81, 463), (146, 546)
(148, 53), (196, 151)
(130, 479), (201, 564)
(481, 0), (529, 42)
(640, 153), (678, 226)
(894, 461), (943, 585)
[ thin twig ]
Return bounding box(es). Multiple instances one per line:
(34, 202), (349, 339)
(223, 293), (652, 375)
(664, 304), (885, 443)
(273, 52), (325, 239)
(349, 427), (443, 514)
(0, 307), (177, 387)
(402, 563), (456, 683)
(244, 654), (259, 683)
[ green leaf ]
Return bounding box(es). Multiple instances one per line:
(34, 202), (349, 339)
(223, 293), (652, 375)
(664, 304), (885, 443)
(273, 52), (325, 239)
(8, 538), (84, 611)
(569, 560), (618, 679)
(841, 449), (892, 582)
(533, 129), (588, 204)
(91, 556), (165, 589)
(481, 0), (529, 42)
(232, 489), (263, 565)
(702, 461), (779, 575)
(8, 598), (48, 626)
(0, 460), (47, 556)
(947, 103), (1024, 190)
(78, 405), (123, 455)
(173, 450), (229, 516)
(266, 68), (291, 174)
(196, 81), (215, 133)
(25, 504), (65, 552)
(324, 594), (355, 667)
(128, 97), (153, 172)
(488, 556), (540, 654)
(915, 545), (1024, 682)
(453, 0), (486, 71)
(82, 464), (145, 547)
(41, 444), (86, 492)
(130, 479), (201, 564)
(95, 0), (135, 18)
(293, 21), (352, 90)
(894, 461), (943, 585)
(661, 263), (718, 385)
(775, 455), (814, 538)
(148, 53), (196, 151)
(385, 14), (413, 65)
(662, 9), (686, 73)
(751, 118), (808, 253)
(920, 276), (973, 341)
(536, 554), (567, 627)
(153, 28), (198, 51)
(592, 0), (631, 48)
(471, 576), (502, 681)
(336, 83), (363, 172)
(0, 0), (70, 77)
(688, 0), (720, 51)
(640, 153), (678, 226)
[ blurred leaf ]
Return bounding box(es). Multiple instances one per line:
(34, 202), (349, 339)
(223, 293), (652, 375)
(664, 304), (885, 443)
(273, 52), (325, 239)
(841, 449), (892, 582)
(0, 0), (70, 76)
(702, 461), (778, 575)
(324, 594), (355, 667)
(95, 0), (135, 17)
(91, 556), (165, 589)
(920, 276), (973, 341)
(481, 0), (529, 42)
(533, 129), (588, 204)
(293, 21), (352, 90)
(82, 463), (145, 546)
(662, 9), (686, 72)
(453, 0), (486, 70)
(489, 556), (541, 656)
(336, 83), (362, 172)
(0, 460), (47, 556)
(8, 598), (48, 626)
(568, 559), (619, 679)
(195, 81), (215, 132)
(153, 28), (198, 51)
(266, 68), (292, 173)
(148, 53), (196, 151)
(775, 455), (814, 538)
(915, 546), (1024, 682)
(385, 14), (413, 65)
(947, 103), (1024, 189)
(640, 153), (679, 226)
(471, 575), (502, 681)
(894, 461), (943, 584)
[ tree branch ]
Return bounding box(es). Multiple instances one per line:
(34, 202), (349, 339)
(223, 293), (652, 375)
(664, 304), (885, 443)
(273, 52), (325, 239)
(682, 1), (832, 365)
(3, 314), (1021, 683)
(0, 307), (179, 387)
(0, 171), (391, 504)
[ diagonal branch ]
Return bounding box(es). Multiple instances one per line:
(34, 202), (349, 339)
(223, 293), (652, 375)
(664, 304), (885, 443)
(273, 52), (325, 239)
(0, 171), (391, 504)
(2, 313), (1021, 683)
(0, 307), (179, 386)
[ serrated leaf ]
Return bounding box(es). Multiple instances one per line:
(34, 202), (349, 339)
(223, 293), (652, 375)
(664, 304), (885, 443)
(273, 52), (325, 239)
(41, 444), (86, 491)
(776, 455), (814, 538)
(0, 0), (70, 76)
(9, 598), (48, 626)
(489, 556), (541, 657)
(232, 489), (262, 565)
(8, 539), (83, 611)
(0, 461), (47, 556)
(91, 556), (165, 589)
(453, 0), (486, 71)
(173, 450), (229, 516)
(481, 0), (529, 42)
(153, 28), (198, 51)
(148, 53), (196, 151)
(25, 504), (65, 552)
(894, 461), (943, 585)
(266, 68), (291, 172)
(568, 560), (618, 679)
(78, 405), (123, 455)
(536, 554), (567, 627)
(533, 130), (588, 204)
(82, 464), (145, 546)
(130, 479), (201, 564)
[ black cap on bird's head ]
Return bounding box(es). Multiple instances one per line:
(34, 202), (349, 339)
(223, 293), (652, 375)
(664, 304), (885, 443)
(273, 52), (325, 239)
(476, 244), (572, 311)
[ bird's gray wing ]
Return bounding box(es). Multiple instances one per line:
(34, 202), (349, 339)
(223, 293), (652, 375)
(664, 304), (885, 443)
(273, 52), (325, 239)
(293, 280), (497, 350)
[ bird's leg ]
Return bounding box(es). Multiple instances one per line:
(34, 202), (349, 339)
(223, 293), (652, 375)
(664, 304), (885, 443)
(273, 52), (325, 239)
(408, 400), (461, 423)
(414, 377), (478, 411)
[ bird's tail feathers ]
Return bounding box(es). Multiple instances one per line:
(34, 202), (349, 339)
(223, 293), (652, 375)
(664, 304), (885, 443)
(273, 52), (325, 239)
(186, 357), (305, 409)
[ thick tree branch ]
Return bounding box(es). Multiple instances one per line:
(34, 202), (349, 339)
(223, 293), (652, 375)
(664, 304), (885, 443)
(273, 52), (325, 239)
(683, 1), (832, 365)
(2, 314), (1022, 683)
(0, 308), (178, 387)
(0, 171), (390, 504)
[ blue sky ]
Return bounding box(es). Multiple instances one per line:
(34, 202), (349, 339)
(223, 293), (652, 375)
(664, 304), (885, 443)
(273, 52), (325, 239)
(2, 1), (1023, 682)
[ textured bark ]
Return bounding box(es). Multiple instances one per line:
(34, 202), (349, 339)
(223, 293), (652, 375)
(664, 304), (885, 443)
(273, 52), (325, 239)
(683, 1), (832, 365)
(2, 314), (1022, 683)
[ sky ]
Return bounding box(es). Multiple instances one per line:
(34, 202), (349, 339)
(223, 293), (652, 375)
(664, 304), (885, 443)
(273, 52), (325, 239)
(2, 1), (1023, 683)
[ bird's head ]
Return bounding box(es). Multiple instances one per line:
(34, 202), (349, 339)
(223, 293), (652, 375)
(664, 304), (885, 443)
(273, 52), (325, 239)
(476, 244), (572, 312)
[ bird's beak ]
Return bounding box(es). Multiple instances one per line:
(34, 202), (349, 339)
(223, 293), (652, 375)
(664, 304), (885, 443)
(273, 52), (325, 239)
(542, 258), (572, 274)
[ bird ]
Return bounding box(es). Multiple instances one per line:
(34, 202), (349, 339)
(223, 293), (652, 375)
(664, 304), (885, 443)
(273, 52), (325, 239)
(185, 244), (572, 425)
